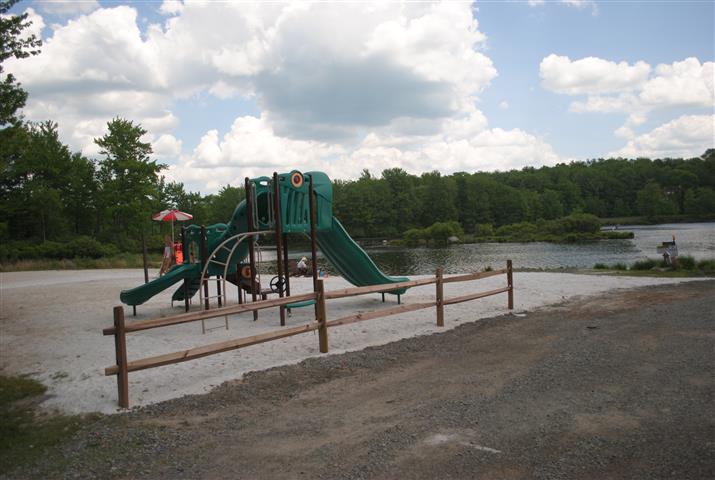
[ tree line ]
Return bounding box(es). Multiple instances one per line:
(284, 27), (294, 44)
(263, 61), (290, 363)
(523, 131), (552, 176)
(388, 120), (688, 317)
(332, 154), (715, 238)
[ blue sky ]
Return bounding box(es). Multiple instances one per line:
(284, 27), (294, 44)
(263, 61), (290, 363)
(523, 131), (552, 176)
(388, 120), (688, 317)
(6, 0), (714, 193)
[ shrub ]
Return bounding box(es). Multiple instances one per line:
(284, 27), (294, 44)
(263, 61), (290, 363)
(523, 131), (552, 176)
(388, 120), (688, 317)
(676, 255), (696, 270)
(473, 223), (494, 237)
(403, 228), (426, 245)
(495, 222), (538, 240)
(558, 213), (601, 234)
(613, 263), (628, 270)
(632, 259), (657, 270)
(696, 259), (715, 274)
(594, 263), (608, 269)
(427, 221), (464, 244)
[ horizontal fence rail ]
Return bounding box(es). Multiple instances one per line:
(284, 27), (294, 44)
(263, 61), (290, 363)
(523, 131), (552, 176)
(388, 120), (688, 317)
(105, 260), (514, 407)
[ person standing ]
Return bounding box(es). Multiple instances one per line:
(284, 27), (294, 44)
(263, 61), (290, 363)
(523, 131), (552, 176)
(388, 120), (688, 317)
(159, 234), (174, 276)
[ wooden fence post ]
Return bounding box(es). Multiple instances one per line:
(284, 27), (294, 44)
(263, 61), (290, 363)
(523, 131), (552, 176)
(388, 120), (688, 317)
(436, 267), (444, 327)
(507, 260), (514, 310)
(316, 279), (329, 353)
(113, 306), (129, 408)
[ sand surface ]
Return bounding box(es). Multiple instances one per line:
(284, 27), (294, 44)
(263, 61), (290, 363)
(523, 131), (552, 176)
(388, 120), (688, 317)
(0, 268), (706, 414)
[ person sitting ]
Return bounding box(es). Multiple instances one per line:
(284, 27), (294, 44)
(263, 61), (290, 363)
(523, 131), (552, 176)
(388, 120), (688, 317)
(297, 256), (309, 276)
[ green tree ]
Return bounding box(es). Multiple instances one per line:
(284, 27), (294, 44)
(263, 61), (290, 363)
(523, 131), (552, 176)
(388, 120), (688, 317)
(2, 121), (80, 241)
(636, 181), (677, 218)
(208, 185), (244, 224)
(95, 118), (166, 247)
(540, 189), (564, 219)
(1, 0), (42, 127)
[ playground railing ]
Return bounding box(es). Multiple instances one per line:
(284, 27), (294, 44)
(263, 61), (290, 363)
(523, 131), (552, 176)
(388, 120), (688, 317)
(104, 260), (514, 408)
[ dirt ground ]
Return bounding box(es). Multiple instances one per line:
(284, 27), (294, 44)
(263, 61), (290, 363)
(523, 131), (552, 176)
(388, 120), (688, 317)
(5, 280), (715, 479)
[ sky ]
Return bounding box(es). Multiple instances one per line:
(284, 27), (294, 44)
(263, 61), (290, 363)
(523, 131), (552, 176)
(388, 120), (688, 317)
(5, 0), (714, 194)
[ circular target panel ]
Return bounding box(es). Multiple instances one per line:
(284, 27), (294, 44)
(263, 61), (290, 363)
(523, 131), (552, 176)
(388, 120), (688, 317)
(241, 265), (252, 279)
(290, 171), (303, 188)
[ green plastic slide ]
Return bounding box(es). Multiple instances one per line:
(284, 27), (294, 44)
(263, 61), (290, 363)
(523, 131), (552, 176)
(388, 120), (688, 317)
(119, 263), (200, 306)
(317, 217), (408, 295)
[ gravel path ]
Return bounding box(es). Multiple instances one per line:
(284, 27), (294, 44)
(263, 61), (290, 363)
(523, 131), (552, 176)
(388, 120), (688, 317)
(4, 280), (714, 479)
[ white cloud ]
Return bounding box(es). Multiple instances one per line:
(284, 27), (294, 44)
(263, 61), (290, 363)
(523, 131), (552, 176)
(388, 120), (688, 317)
(152, 134), (182, 160)
(499, 101), (509, 109)
(165, 110), (561, 193)
(159, 1), (183, 16)
(540, 54), (650, 95)
(639, 58), (714, 109)
(36, 1), (99, 16)
(609, 114), (715, 159)
(528, 0), (598, 15)
(8, 2), (563, 193)
(546, 56), (713, 113)
(545, 54), (714, 156)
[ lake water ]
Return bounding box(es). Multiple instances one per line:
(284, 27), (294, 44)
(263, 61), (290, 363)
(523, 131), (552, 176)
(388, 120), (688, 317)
(266, 222), (714, 275)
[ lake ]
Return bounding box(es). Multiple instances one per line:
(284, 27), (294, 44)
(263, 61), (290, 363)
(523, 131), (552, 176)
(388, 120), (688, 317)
(262, 222), (715, 275)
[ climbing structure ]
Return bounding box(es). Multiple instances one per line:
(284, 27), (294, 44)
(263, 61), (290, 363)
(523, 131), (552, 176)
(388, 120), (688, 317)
(119, 171), (408, 314)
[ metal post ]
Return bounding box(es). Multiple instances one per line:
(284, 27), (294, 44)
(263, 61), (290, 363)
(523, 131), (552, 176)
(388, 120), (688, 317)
(141, 230), (149, 284)
(201, 225), (209, 311)
(272, 172), (286, 326)
(245, 178), (259, 321)
(309, 176), (320, 319)
(113, 306), (129, 408)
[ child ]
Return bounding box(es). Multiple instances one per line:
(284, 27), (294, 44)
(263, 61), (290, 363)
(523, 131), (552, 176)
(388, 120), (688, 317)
(159, 235), (174, 276)
(297, 256), (308, 276)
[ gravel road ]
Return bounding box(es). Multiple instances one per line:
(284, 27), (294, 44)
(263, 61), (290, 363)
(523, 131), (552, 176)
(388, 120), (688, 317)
(5, 280), (714, 479)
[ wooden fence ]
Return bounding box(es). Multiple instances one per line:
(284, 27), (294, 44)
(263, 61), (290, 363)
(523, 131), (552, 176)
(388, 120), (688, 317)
(104, 260), (514, 407)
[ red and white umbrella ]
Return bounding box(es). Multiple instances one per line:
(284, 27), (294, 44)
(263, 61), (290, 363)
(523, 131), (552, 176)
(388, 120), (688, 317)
(152, 209), (193, 241)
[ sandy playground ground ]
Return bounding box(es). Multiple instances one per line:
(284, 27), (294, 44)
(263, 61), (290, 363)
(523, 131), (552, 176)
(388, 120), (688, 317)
(0, 268), (707, 414)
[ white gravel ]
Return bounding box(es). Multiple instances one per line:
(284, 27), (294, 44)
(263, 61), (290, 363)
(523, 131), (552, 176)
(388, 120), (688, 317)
(0, 268), (706, 414)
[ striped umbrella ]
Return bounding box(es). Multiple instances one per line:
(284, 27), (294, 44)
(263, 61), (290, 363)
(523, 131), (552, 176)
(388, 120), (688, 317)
(152, 209), (193, 242)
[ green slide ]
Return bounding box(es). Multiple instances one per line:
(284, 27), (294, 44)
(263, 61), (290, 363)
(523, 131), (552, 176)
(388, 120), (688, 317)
(120, 263), (200, 306)
(317, 217), (408, 295)
(121, 201), (250, 307)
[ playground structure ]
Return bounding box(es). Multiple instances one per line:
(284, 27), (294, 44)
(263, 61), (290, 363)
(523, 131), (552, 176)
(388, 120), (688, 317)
(109, 170), (517, 408)
(120, 171), (408, 325)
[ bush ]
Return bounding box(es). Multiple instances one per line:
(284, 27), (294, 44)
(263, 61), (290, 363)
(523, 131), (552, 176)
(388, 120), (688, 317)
(558, 213), (601, 234)
(696, 259), (715, 274)
(613, 263), (628, 270)
(428, 221), (463, 244)
(473, 223), (494, 237)
(676, 255), (696, 270)
(0, 236), (120, 261)
(632, 259), (657, 270)
(403, 228), (426, 245)
(495, 222), (538, 240)
(594, 263), (608, 269)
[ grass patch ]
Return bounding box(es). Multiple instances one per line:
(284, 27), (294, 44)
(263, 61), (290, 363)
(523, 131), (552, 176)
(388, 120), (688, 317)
(632, 259), (659, 270)
(0, 376), (93, 473)
(591, 257), (715, 277)
(0, 253), (163, 272)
